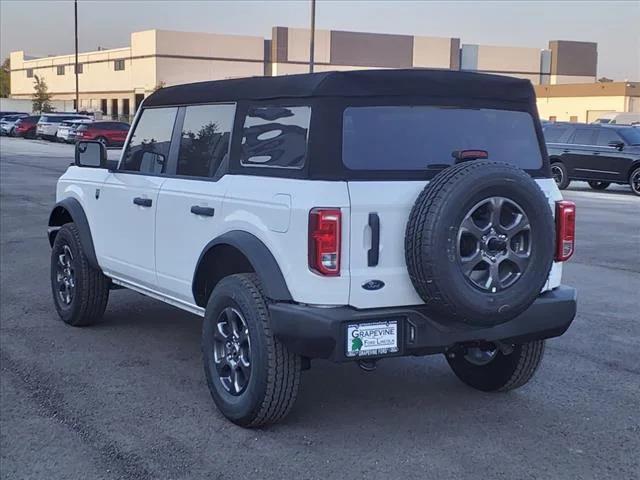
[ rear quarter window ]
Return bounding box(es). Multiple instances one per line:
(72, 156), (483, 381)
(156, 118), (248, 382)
(342, 106), (543, 171)
(240, 105), (311, 169)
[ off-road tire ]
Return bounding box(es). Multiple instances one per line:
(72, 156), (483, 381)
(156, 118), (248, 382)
(588, 181), (610, 191)
(551, 162), (570, 189)
(50, 223), (110, 326)
(447, 340), (545, 392)
(202, 274), (301, 427)
(405, 161), (554, 326)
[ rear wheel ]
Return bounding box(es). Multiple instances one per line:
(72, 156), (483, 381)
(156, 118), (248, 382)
(630, 167), (640, 196)
(588, 181), (610, 190)
(202, 274), (301, 427)
(50, 224), (110, 326)
(447, 340), (545, 392)
(551, 162), (570, 189)
(96, 136), (109, 148)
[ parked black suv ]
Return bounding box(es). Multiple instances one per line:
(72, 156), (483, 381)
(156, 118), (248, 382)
(543, 123), (640, 196)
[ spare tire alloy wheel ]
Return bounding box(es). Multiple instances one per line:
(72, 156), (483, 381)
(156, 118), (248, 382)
(458, 197), (531, 293)
(405, 161), (554, 326)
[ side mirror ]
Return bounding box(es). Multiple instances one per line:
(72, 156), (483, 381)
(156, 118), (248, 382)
(75, 141), (107, 168)
(607, 140), (624, 151)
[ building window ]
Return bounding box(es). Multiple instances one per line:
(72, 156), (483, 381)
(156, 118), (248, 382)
(26, 68), (33, 78)
(100, 99), (108, 115)
(114, 59), (125, 71)
(569, 116), (578, 123)
(111, 99), (119, 119)
(75, 63), (83, 74)
(57, 65), (65, 75)
(122, 98), (130, 116)
(549, 116), (557, 122)
(73, 99), (77, 111)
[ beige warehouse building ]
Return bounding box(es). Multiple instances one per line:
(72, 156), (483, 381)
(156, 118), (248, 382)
(10, 26), (636, 121)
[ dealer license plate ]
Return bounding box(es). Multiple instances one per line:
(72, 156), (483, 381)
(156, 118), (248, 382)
(346, 320), (398, 357)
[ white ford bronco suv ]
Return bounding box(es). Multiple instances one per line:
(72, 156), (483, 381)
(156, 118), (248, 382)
(49, 70), (577, 427)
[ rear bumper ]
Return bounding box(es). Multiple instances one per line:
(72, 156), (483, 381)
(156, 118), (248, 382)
(269, 285), (577, 362)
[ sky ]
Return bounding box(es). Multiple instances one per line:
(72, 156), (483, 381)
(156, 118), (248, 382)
(1, 0), (639, 80)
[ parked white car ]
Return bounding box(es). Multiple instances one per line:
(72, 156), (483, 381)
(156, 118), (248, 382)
(56, 119), (93, 143)
(36, 114), (92, 140)
(592, 112), (640, 125)
(47, 70), (578, 427)
(0, 114), (28, 136)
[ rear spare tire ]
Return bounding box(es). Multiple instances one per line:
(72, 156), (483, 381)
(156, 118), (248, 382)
(405, 161), (554, 326)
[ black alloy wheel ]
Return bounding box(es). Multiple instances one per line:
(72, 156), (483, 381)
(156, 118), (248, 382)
(212, 307), (252, 396)
(55, 244), (76, 306)
(457, 196), (531, 293)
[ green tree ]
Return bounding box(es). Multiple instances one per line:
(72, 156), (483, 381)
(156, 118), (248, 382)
(32, 74), (54, 113)
(0, 58), (10, 98)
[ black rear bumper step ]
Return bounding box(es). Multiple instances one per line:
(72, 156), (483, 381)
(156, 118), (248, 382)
(268, 286), (577, 362)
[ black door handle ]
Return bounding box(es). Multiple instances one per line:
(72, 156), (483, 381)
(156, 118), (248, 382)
(562, 149), (570, 153)
(368, 213), (380, 267)
(133, 197), (152, 207)
(592, 152), (600, 155)
(190, 205), (215, 217)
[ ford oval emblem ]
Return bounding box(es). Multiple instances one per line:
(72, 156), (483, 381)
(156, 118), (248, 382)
(362, 280), (385, 291)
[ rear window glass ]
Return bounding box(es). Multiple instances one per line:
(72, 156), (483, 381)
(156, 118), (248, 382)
(240, 106), (310, 169)
(342, 106), (542, 171)
(619, 128), (640, 145)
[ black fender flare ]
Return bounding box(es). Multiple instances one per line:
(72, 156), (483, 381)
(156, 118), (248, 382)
(48, 197), (99, 269)
(192, 231), (292, 304)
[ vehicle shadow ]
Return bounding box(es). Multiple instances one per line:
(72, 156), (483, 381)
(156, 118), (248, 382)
(566, 181), (635, 197)
(98, 292), (553, 434)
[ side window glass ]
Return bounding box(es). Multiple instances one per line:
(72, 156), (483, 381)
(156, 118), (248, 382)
(569, 128), (595, 145)
(596, 129), (621, 146)
(543, 126), (568, 143)
(176, 104), (235, 178)
(240, 105), (310, 169)
(120, 107), (177, 174)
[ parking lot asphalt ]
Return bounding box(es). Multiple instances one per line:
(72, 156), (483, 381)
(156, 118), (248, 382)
(1, 136), (639, 480)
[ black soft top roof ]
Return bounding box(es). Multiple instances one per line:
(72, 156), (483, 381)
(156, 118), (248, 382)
(144, 69), (535, 107)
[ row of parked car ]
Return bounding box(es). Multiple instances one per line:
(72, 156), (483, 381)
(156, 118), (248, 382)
(0, 112), (129, 147)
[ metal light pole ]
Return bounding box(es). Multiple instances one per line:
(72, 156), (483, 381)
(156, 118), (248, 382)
(74, 0), (79, 112)
(309, 0), (315, 73)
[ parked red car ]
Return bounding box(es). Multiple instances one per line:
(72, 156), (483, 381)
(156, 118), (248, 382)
(13, 116), (41, 139)
(75, 121), (130, 147)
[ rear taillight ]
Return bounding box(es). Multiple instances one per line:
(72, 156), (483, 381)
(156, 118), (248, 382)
(555, 200), (576, 262)
(308, 208), (341, 276)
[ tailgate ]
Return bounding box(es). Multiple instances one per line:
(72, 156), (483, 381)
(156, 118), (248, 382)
(347, 178), (563, 309)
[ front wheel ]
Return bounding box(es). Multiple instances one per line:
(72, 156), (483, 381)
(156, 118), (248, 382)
(446, 340), (545, 392)
(202, 274), (301, 427)
(630, 167), (640, 196)
(551, 162), (570, 189)
(588, 181), (610, 191)
(51, 224), (110, 326)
